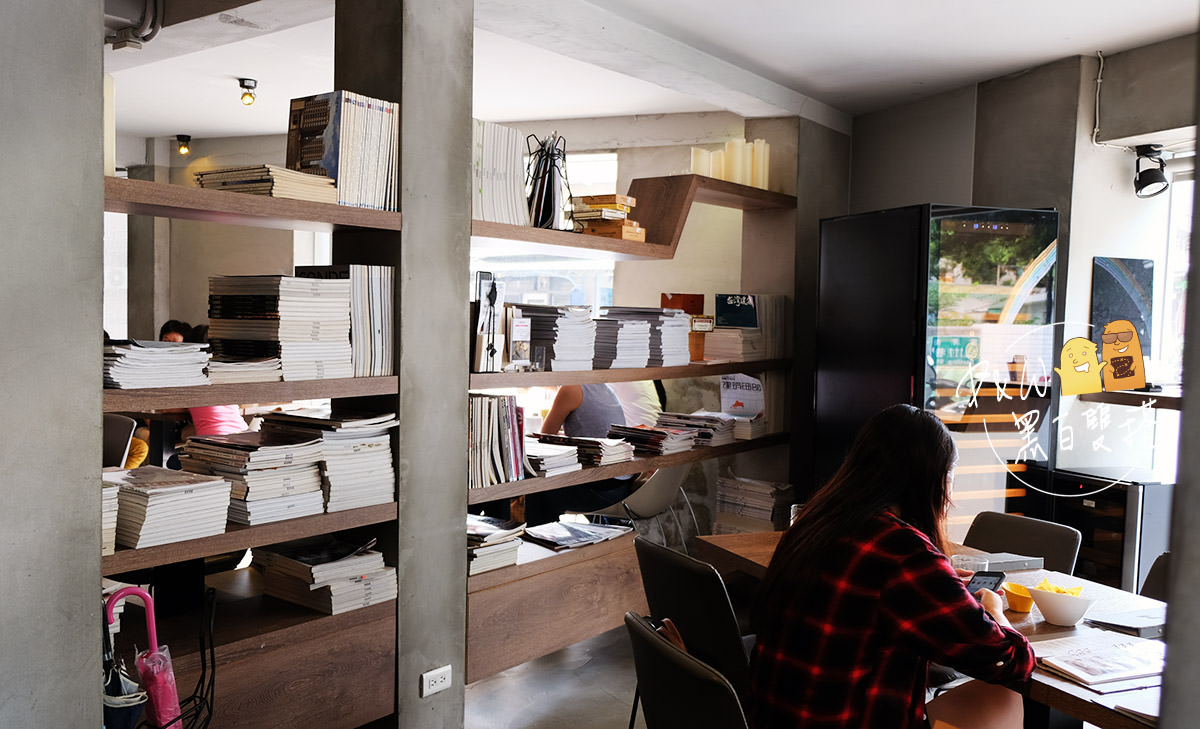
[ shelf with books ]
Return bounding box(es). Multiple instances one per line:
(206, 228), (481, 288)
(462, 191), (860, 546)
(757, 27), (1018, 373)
(101, 375), (399, 412)
(104, 176), (403, 233)
(101, 502), (398, 575)
(468, 358), (790, 389)
(626, 174), (797, 254)
(467, 432), (790, 505)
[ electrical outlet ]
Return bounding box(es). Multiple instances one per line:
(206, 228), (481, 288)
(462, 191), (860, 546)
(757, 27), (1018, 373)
(420, 665), (452, 697)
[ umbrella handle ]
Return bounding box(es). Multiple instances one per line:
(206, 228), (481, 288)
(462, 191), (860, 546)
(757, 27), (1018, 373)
(105, 586), (158, 652)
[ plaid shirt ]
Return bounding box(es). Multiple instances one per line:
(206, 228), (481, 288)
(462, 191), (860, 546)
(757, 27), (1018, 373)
(749, 512), (1035, 729)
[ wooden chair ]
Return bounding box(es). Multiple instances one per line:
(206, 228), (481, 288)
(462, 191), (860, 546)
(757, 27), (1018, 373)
(624, 612), (748, 729)
(963, 510), (1082, 574)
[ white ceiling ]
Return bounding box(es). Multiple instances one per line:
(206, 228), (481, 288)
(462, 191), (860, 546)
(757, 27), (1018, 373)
(106, 0), (1199, 140)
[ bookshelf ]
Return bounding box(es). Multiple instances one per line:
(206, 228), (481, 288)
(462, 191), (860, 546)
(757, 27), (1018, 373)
(102, 176), (404, 728)
(469, 358), (790, 389)
(468, 433), (790, 504)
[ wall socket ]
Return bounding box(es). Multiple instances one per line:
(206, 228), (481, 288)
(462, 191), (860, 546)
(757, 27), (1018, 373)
(420, 665), (452, 697)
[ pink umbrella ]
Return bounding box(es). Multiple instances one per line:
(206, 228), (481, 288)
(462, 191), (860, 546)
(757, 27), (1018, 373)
(105, 586), (182, 729)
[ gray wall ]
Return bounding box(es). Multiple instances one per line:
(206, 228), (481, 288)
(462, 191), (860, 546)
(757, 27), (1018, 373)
(0, 2), (103, 727)
(1099, 32), (1198, 142)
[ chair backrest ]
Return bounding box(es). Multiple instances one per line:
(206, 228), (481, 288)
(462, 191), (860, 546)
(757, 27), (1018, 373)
(1140, 551), (1170, 601)
(592, 464), (690, 520)
(633, 535), (751, 704)
(102, 414), (138, 468)
(624, 612), (748, 729)
(963, 511), (1082, 574)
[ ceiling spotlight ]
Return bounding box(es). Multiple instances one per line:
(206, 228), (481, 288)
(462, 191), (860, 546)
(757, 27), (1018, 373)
(238, 78), (257, 106)
(1134, 144), (1169, 198)
(176, 134), (191, 156)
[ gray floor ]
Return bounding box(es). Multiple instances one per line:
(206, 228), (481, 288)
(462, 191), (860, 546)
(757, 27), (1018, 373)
(465, 626), (645, 729)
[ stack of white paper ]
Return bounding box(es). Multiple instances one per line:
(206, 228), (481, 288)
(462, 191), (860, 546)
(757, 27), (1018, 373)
(103, 340), (211, 389)
(106, 466), (231, 548)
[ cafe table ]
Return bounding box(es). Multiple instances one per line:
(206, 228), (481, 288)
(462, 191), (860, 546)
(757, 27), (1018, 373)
(693, 531), (1166, 729)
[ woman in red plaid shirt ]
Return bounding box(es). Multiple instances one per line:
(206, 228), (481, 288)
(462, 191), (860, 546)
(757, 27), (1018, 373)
(750, 404), (1034, 729)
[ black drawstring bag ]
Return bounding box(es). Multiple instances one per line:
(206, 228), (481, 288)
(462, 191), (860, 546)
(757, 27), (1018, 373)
(526, 133), (572, 230)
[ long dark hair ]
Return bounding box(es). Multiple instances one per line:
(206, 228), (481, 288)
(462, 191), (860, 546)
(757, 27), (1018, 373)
(759, 404), (956, 612)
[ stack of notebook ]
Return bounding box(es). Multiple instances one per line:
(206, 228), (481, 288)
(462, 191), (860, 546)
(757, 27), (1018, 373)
(103, 340), (211, 389)
(105, 466), (232, 549)
(607, 423), (697, 455)
(261, 410), (398, 511)
(179, 431), (325, 525)
(256, 536), (396, 615)
(207, 275), (352, 382)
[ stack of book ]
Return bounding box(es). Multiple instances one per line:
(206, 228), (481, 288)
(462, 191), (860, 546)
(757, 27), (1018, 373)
(104, 466), (232, 549)
(708, 293), (791, 360)
(467, 393), (524, 490)
(207, 275), (352, 382)
(714, 475), (794, 533)
(261, 410), (398, 511)
(600, 307), (691, 367)
(101, 480), (119, 555)
(607, 423), (697, 455)
(103, 340), (211, 389)
(534, 433), (635, 466)
(256, 537), (396, 615)
(179, 431), (325, 526)
(656, 411), (736, 447)
(731, 414), (769, 440)
(206, 357), (283, 384)
(194, 164), (337, 204)
(704, 328), (766, 361)
(471, 120), (530, 226)
(523, 438), (582, 477)
(592, 317), (651, 369)
(507, 303), (595, 371)
(286, 90), (399, 211)
(523, 520), (633, 550)
(295, 264), (395, 377)
(466, 514), (526, 576)
(573, 194), (644, 241)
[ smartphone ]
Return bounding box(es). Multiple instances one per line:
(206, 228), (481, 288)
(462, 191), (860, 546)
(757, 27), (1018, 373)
(964, 570), (1006, 594)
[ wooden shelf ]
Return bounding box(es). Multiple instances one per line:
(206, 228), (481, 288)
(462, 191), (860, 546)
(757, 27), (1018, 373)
(469, 358), (790, 389)
(102, 376), (399, 412)
(626, 174), (797, 255)
(104, 176), (403, 233)
(472, 220), (672, 261)
(467, 532), (635, 593)
(1078, 387), (1181, 410)
(467, 433), (790, 504)
(102, 502), (398, 575)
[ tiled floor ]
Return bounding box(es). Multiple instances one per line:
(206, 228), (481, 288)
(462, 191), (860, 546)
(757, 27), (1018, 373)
(465, 626), (645, 729)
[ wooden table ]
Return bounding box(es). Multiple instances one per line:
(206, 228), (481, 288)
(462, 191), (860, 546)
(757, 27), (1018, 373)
(693, 531), (1165, 729)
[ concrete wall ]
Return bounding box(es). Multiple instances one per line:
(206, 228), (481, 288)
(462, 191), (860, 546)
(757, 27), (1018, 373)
(850, 84), (977, 213)
(1098, 33), (1197, 143)
(0, 3), (103, 727)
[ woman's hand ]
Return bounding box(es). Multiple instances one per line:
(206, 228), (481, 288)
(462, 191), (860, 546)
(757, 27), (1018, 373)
(974, 588), (1013, 629)
(955, 568), (974, 582)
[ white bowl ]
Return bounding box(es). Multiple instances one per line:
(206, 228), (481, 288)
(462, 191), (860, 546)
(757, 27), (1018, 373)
(1029, 586), (1096, 626)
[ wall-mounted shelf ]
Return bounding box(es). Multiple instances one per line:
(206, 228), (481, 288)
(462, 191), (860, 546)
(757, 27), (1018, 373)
(467, 433), (790, 504)
(1078, 387), (1181, 410)
(102, 502), (398, 575)
(102, 376), (399, 412)
(627, 174), (797, 255)
(472, 220), (672, 261)
(104, 176), (403, 233)
(469, 358), (790, 389)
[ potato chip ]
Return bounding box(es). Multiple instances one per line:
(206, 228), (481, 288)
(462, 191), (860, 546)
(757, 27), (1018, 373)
(1033, 578), (1083, 596)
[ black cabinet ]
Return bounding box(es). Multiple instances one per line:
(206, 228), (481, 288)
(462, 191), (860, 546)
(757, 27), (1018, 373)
(1007, 463), (1172, 591)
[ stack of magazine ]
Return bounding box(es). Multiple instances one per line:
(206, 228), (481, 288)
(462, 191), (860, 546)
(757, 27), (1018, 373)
(506, 304), (595, 371)
(523, 520), (632, 551)
(608, 423), (697, 455)
(295, 264), (395, 377)
(179, 431), (325, 526)
(714, 475), (794, 533)
(208, 275), (353, 382)
(103, 340), (211, 389)
(656, 411), (736, 447)
(599, 307), (690, 367)
(205, 356), (282, 384)
(104, 466), (232, 548)
(466, 514), (525, 575)
(256, 536), (396, 615)
(523, 438), (582, 477)
(101, 479), (120, 555)
(534, 433), (635, 466)
(194, 164), (338, 204)
(592, 317), (651, 369)
(261, 409), (398, 511)
(471, 119), (530, 226)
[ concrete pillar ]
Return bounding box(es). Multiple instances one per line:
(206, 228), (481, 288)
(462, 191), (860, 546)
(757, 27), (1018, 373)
(127, 139), (172, 339)
(0, 2), (103, 726)
(335, 1), (472, 726)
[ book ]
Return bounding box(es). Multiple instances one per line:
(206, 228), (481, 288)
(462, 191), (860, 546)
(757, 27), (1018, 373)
(1033, 627), (1165, 687)
(466, 514), (526, 547)
(576, 193), (636, 208)
(194, 164), (338, 204)
(522, 520), (632, 550)
(294, 264), (395, 377)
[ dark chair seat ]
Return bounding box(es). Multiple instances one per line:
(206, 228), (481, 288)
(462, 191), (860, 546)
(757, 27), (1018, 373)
(963, 511), (1082, 574)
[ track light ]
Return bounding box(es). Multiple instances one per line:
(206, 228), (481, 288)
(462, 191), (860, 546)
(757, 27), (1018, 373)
(1134, 144), (1169, 198)
(176, 134), (191, 156)
(238, 78), (257, 106)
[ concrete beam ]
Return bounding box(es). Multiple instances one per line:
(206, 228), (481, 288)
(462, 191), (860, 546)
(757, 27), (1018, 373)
(475, 0), (852, 135)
